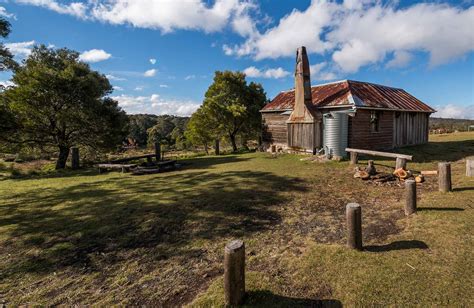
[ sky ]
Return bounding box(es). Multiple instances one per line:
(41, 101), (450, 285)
(0, 0), (473, 119)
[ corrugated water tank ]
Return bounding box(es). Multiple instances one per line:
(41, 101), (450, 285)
(323, 112), (349, 158)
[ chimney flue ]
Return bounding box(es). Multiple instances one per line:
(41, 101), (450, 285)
(289, 46), (312, 122)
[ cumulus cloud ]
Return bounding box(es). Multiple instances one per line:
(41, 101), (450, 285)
(15, 0), (87, 18)
(112, 94), (200, 116)
(243, 66), (290, 79)
(113, 86), (123, 91)
(144, 69), (157, 77)
(386, 51), (413, 69)
(79, 49), (112, 63)
(310, 62), (337, 81)
(5, 40), (35, 58)
(106, 74), (126, 81)
(226, 1), (474, 73)
(0, 6), (16, 19)
(433, 104), (474, 120)
(0, 80), (15, 88)
(149, 58), (157, 65)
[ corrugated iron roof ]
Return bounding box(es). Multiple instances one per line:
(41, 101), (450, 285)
(262, 80), (435, 113)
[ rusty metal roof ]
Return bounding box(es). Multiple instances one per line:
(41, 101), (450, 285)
(262, 80), (435, 113)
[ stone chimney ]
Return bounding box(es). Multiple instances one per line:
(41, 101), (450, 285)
(288, 46), (313, 122)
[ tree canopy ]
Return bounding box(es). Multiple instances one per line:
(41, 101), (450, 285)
(187, 71), (267, 152)
(1, 45), (129, 169)
(0, 17), (17, 73)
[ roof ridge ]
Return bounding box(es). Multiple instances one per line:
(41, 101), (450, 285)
(347, 79), (403, 90)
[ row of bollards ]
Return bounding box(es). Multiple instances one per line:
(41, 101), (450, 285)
(223, 162), (455, 305)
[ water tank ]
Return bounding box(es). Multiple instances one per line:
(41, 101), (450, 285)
(323, 112), (349, 158)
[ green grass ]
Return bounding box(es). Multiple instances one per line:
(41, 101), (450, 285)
(0, 132), (473, 306)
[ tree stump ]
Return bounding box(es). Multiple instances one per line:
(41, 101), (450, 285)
(350, 152), (358, 165)
(71, 147), (80, 169)
(224, 240), (245, 306)
(438, 162), (452, 192)
(395, 157), (407, 170)
(405, 180), (417, 215)
(467, 157), (474, 177)
(346, 203), (362, 250)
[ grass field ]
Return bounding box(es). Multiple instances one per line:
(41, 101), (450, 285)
(0, 132), (473, 306)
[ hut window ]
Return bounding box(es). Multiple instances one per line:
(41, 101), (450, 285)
(370, 111), (380, 132)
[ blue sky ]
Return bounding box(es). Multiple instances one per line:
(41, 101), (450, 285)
(0, 0), (473, 118)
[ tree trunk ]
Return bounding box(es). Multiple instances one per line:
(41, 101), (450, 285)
(204, 142), (209, 155)
(230, 134), (238, 152)
(56, 146), (70, 170)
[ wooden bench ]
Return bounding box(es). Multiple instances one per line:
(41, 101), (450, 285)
(345, 148), (413, 169)
(97, 163), (137, 173)
(110, 154), (158, 164)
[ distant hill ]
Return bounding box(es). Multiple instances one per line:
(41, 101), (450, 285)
(429, 117), (474, 132)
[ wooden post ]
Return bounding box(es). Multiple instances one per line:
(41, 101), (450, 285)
(405, 180), (417, 215)
(154, 142), (161, 161)
(395, 157), (407, 170)
(350, 152), (358, 165)
(71, 147), (80, 170)
(438, 162), (452, 192)
(466, 157), (474, 177)
(215, 139), (220, 156)
(271, 145), (276, 153)
(346, 203), (362, 250)
(224, 240), (245, 306)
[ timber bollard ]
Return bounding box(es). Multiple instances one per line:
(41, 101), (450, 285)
(154, 142), (161, 161)
(346, 203), (362, 250)
(438, 162), (452, 192)
(395, 157), (407, 170)
(224, 240), (245, 306)
(71, 147), (80, 169)
(467, 157), (474, 177)
(215, 139), (220, 156)
(350, 152), (358, 165)
(405, 180), (417, 215)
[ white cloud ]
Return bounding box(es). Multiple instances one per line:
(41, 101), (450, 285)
(433, 104), (474, 120)
(79, 49), (112, 63)
(144, 69), (157, 77)
(149, 58), (157, 65)
(113, 86), (123, 91)
(185, 75), (196, 80)
(15, 0), (87, 18)
(106, 74), (126, 81)
(0, 80), (14, 88)
(0, 6), (16, 19)
(226, 1), (474, 73)
(386, 51), (413, 69)
(310, 62), (337, 81)
(243, 66), (290, 79)
(5, 40), (35, 58)
(159, 84), (169, 88)
(112, 94), (200, 116)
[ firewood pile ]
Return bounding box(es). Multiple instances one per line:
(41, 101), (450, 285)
(354, 160), (425, 186)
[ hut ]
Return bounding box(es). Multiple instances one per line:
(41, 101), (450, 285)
(261, 47), (435, 157)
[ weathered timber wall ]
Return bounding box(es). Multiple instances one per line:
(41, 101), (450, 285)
(348, 109), (394, 150)
(393, 112), (429, 147)
(287, 122), (322, 150)
(262, 112), (289, 145)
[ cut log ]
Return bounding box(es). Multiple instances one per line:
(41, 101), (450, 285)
(421, 170), (438, 176)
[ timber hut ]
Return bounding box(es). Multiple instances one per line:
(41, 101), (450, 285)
(261, 46), (435, 157)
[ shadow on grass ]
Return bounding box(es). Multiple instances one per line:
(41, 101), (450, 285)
(245, 290), (342, 308)
(418, 207), (465, 211)
(453, 187), (474, 192)
(364, 240), (428, 252)
(0, 169), (306, 281)
(396, 139), (474, 163)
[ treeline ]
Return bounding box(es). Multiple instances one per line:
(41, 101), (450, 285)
(128, 114), (189, 150)
(429, 117), (474, 132)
